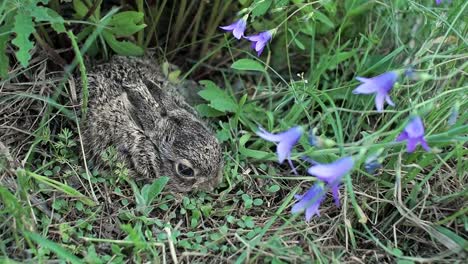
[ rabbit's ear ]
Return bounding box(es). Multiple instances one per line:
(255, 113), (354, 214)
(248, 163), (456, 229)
(123, 82), (166, 131)
(143, 79), (176, 111)
(144, 80), (199, 116)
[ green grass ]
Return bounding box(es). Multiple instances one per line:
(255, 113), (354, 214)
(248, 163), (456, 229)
(1, 0), (467, 263)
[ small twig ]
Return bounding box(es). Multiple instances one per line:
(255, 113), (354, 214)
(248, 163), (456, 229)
(164, 227), (178, 264)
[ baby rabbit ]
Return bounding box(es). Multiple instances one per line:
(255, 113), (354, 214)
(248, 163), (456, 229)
(83, 56), (223, 192)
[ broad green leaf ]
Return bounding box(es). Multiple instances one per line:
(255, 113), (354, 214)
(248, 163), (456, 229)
(238, 134), (271, 159)
(231, 59), (265, 72)
(288, 29), (305, 50)
(102, 30), (144, 56)
(25, 232), (82, 264)
(252, 0), (272, 17)
(196, 104), (225, 117)
(73, 0), (89, 19)
(267, 184), (280, 193)
(142, 176), (169, 206)
(327, 51), (355, 70)
(314, 10), (334, 28)
(12, 10), (35, 67)
(108, 11), (146, 37)
(198, 80), (237, 113)
(274, 0), (289, 8)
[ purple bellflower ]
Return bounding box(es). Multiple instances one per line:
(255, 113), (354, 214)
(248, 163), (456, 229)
(353, 71), (399, 112)
(396, 116), (430, 153)
(291, 183), (326, 221)
(435, 0), (450, 4)
(307, 156), (354, 206)
(245, 29), (274, 56)
(220, 16), (247, 39)
(256, 126), (303, 164)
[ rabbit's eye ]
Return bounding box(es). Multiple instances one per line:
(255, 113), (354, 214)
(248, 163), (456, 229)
(176, 162), (195, 177)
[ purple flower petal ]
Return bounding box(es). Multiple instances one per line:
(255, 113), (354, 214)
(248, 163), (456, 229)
(291, 184), (325, 221)
(353, 81), (379, 94)
(256, 126), (303, 164)
(245, 35), (263, 42)
(331, 184), (341, 207)
(375, 92), (386, 112)
(232, 20), (247, 39)
(355, 77), (370, 82)
(406, 138), (418, 153)
(256, 127), (282, 142)
(353, 71), (398, 112)
(307, 156), (354, 185)
(219, 24), (236, 30)
(385, 95), (395, 107)
(420, 138), (431, 152)
(245, 30), (273, 56)
(220, 18), (247, 40)
(396, 116), (430, 153)
(405, 116), (425, 138)
(396, 131), (409, 142)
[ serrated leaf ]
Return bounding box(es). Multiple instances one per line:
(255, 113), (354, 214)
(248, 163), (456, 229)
(108, 11), (146, 37)
(30, 6), (66, 33)
(0, 31), (10, 78)
(198, 80), (237, 113)
(102, 30), (144, 56)
(231, 59), (265, 72)
(12, 11), (35, 67)
(252, 0), (272, 17)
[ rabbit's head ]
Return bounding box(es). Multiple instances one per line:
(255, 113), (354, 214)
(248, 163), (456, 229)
(124, 80), (223, 192)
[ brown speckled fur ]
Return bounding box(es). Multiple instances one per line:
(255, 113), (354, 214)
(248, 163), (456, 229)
(83, 56), (223, 192)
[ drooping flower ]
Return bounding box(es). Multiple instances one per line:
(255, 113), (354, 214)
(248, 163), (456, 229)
(307, 156), (354, 206)
(396, 116), (430, 153)
(352, 71), (399, 112)
(256, 126), (303, 164)
(435, 0), (450, 5)
(220, 16), (247, 39)
(291, 183), (326, 221)
(245, 30), (274, 56)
